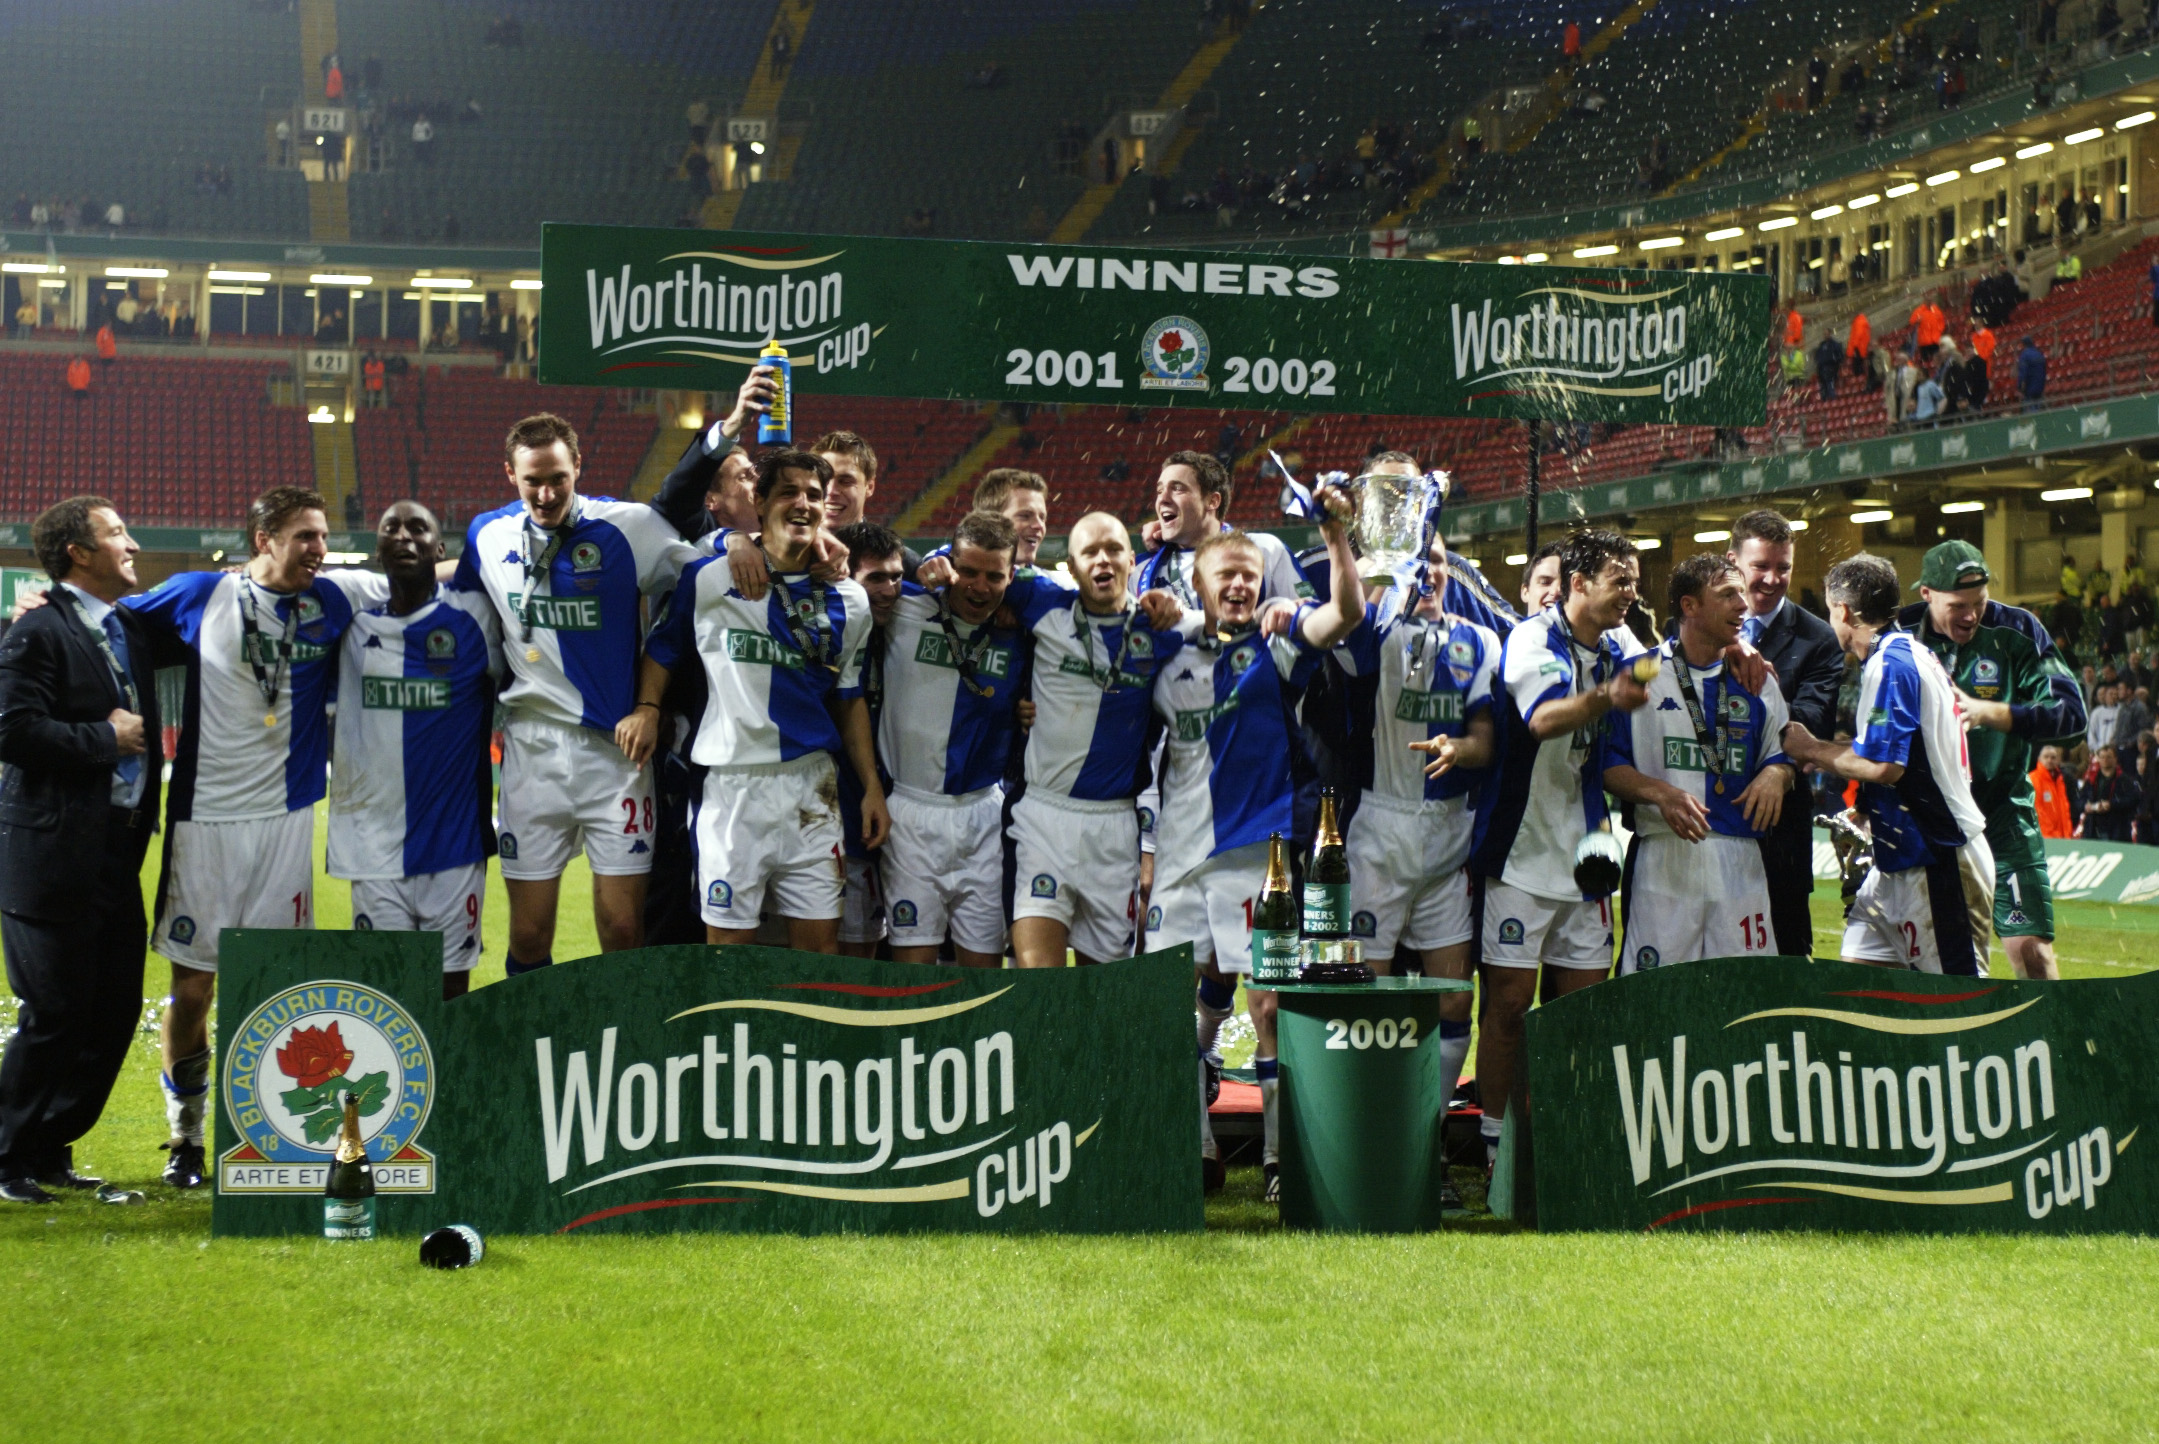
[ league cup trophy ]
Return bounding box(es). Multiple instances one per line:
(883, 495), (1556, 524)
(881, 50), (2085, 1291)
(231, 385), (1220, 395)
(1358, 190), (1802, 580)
(1348, 466), (1450, 587)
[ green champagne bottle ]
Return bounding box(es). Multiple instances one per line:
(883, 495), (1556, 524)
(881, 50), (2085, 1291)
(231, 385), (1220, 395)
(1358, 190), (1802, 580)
(1249, 832), (1301, 983)
(1302, 789), (1351, 938)
(323, 1090), (377, 1241)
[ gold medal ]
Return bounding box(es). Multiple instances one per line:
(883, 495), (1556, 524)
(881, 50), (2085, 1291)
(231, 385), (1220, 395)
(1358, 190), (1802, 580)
(264, 712), (278, 728)
(526, 647), (542, 663)
(1713, 778), (1724, 795)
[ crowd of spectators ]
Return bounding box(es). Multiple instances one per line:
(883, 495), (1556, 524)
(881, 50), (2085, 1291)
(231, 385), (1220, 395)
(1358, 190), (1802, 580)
(2023, 562), (2159, 843)
(1149, 118), (1433, 227)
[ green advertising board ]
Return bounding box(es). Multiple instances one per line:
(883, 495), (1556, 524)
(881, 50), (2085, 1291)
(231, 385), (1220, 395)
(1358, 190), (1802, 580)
(538, 224), (1771, 426)
(212, 932), (1201, 1236)
(0, 566), (49, 614)
(1809, 825), (2159, 908)
(1526, 957), (2156, 1233)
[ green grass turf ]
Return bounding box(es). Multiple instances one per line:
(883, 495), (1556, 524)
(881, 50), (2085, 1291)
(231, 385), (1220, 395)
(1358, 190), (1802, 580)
(4, 811), (2158, 1439)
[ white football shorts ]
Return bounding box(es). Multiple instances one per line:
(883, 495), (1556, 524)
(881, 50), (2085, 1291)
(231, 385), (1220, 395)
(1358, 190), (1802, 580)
(1619, 833), (1775, 974)
(1009, 791), (1140, 962)
(497, 718), (655, 881)
(1843, 838), (1996, 975)
(153, 808), (317, 971)
(1348, 790), (1474, 960)
(1478, 876), (1613, 973)
(882, 784), (1006, 954)
(351, 862), (486, 972)
(1146, 839), (1268, 975)
(696, 756), (844, 930)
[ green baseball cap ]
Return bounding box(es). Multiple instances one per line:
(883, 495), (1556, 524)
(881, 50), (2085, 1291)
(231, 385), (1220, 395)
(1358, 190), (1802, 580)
(1917, 539), (1991, 592)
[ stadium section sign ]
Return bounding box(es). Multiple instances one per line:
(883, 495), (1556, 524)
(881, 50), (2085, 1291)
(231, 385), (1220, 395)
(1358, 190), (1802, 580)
(213, 931), (1200, 1236)
(538, 224), (1770, 425)
(1527, 958), (2158, 1233)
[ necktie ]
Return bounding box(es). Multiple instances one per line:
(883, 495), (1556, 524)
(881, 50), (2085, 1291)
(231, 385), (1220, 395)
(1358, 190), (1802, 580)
(1742, 613), (1765, 646)
(103, 613), (144, 796)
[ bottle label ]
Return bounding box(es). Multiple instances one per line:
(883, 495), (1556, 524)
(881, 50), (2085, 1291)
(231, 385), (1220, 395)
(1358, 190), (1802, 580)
(1302, 882), (1350, 936)
(1250, 928), (1301, 984)
(324, 1197), (376, 1241)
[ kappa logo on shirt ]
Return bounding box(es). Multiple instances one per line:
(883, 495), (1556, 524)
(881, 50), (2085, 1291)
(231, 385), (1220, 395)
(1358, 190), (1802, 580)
(1656, 697), (1683, 711)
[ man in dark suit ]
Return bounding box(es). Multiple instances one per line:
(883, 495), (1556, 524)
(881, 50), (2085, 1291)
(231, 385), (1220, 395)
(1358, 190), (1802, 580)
(1729, 509), (1846, 958)
(0, 496), (160, 1203)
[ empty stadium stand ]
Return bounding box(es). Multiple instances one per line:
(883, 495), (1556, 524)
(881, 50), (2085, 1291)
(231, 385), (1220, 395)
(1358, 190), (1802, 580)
(0, 352), (313, 526)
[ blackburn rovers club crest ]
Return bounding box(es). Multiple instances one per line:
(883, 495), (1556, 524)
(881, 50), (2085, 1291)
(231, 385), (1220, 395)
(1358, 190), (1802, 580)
(1146, 904), (1163, 931)
(1725, 695), (1749, 722)
(570, 540), (604, 572)
(1127, 630), (1153, 658)
(1352, 911), (1378, 938)
(1971, 656), (2002, 698)
(426, 627), (457, 659)
(296, 594), (324, 625)
(1031, 873), (1058, 899)
(1228, 644), (1257, 674)
(707, 880), (733, 910)
(1498, 917), (1526, 945)
(219, 979), (435, 1193)
(1140, 315), (1210, 392)
(1636, 946), (1661, 969)
(892, 900), (919, 929)
(1447, 638), (1475, 686)
(169, 915), (198, 945)
(499, 831), (519, 860)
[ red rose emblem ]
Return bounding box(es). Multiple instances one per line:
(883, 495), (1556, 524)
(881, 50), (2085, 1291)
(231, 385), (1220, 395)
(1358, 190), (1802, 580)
(1157, 331), (1184, 355)
(276, 1021), (355, 1090)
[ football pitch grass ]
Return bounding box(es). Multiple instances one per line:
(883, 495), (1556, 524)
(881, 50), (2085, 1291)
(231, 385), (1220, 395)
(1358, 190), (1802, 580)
(3, 806), (2156, 1440)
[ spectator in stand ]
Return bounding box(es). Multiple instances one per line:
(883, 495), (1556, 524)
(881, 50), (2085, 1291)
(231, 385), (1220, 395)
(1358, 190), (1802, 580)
(1908, 297), (1946, 363)
(2056, 190), (2080, 239)
(2089, 683), (2121, 752)
(1813, 330), (1843, 399)
(2084, 190), (2104, 233)
(13, 297), (35, 338)
(2017, 335), (2047, 412)
(1963, 342), (1992, 412)
(1784, 307), (1805, 348)
(325, 61), (343, 101)
(2116, 685), (2153, 751)
(1779, 345), (1808, 394)
(411, 114), (434, 163)
(362, 353), (386, 408)
(94, 324), (116, 367)
(65, 357), (90, 397)
(2056, 250), (2083, 285)
(2147, 247), (2159, 327)
(1828, 249), (1849, 296)
(1563, 18), (1581, 65)
(2031, 745), (2076, 838)
(1807, 54), (1827, 108)
(1847, 311), (1872, 382)
(2081, 745), (2140, 839)
(1933, 336), (1964, 414)
(1912, 369), (1945, 427)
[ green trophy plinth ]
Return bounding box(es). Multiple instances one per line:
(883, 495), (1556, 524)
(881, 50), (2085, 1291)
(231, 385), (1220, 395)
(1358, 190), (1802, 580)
(1273, 975), (1470, 1232)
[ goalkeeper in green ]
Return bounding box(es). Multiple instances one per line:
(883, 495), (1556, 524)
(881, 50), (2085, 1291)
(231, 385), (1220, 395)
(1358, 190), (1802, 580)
(1898, 541), (2087, 978)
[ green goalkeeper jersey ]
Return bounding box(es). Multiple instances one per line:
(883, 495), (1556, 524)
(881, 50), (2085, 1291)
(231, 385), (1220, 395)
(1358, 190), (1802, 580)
(1896, 598), (2087, 855)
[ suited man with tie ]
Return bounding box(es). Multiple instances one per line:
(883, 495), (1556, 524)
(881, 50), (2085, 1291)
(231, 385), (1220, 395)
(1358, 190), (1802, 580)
(1728, 509), (1846, 958)
(0, 497), (160, 1203)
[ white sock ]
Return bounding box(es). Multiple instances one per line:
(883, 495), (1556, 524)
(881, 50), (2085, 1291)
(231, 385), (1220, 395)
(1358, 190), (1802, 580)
(164, 1047), (211, 1144)
(1258, 1067), (1279, 1166)
(1198, 1059), (1218, 1161)
(1481, 1110), (1503, 1168)
(1438, 1022), (1472, 1110)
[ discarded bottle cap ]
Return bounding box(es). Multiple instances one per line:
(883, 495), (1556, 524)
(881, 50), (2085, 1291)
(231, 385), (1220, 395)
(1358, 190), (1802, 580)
(419, 1224), (484, 1269)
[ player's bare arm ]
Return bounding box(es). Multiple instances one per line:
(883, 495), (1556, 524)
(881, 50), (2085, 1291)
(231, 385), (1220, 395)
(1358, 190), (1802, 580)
(1781, 722), (1904, 784)
(1736, 762), (1796, 830)
(1412, 710), (1495, 777)
(1603, 762), (1710, 842)
(1293, 483), (1364, 651)
(616, 654), (669, 766)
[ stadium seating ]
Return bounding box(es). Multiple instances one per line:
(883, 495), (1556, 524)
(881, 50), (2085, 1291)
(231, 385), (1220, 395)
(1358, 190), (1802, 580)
(0, 351), (312, 526)
(0, 0), (309, 242)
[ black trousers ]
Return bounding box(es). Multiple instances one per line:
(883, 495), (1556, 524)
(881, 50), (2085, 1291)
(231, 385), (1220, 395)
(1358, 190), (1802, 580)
(642, 754), (706, 947)
(0, 816), (149, 1180)
(1760, 815), (1817, 959)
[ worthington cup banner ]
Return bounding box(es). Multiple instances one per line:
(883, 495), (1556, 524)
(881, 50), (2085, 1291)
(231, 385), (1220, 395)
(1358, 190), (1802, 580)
(212, 931), (1201, 1236)
(1526, 957), (2158, 1233)
(537, 224), (1771, 426)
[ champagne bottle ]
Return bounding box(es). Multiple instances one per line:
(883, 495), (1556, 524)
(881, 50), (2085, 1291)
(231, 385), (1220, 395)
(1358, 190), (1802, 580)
(1249, 832), (1301, 984)
(323, 1090), (377, 1242)
(756, 337), (793, 445)
(1302, 789), (1352, 938)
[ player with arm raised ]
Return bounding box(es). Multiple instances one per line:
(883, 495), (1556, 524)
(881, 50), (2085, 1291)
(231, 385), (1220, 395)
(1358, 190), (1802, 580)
(1602, 552), (1795, 970)
(1152, 488), (1362, 1200)
(1468, 528), (1650, 1170)
(452, 412), (699, 973)
(1899, 540), (2087, 979)
(878, 511), (1038, 966)
(327, 502), (502, 999)
(646, 366), (777, 544)
(1008, 511), (1186, 967)
(1331, 527), (1499, 1115)
(620, 451), (881, 952)
(119, 486), (388, 1188)
(1783, 554), (1994, 975)
(1134, 450), (1305, 608)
